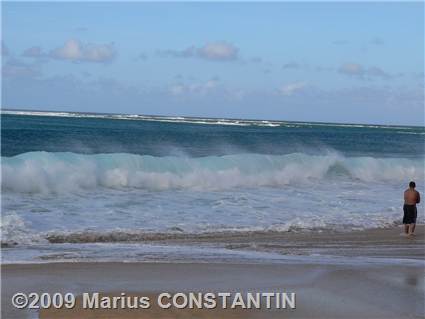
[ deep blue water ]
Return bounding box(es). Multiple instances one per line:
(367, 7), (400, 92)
(2, 113), (424, 158)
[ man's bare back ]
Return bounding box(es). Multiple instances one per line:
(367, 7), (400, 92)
(403, 181), (420, 236)
(404, 189), (420, 205)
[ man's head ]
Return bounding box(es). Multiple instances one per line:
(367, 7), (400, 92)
(409, 181), (416, 189)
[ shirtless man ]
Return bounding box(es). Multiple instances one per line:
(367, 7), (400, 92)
(403, 181), (420, 236)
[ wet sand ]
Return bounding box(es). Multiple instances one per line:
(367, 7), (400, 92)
(2, 226), (424, 319)
(42, 224), (425, 261)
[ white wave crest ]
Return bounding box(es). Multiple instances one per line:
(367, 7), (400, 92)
(2, 152), (423, 193)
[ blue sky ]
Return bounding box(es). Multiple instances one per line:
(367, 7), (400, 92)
(2, 2), (424, 125)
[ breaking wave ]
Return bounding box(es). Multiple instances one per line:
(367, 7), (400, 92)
(2, 151), (423, 194)
(1, 213), (47, 247)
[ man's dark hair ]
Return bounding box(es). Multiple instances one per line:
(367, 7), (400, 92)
(409, 181), (416, 188)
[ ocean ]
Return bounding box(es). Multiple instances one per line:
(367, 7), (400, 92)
(1, 110), (424, 263)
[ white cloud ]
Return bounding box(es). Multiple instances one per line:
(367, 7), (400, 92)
(339, 63), (364, 76)
(50, 39), (116, 63)
(169, 84), (185, 95)
(158, 41), (239, 61)
(338, 63), (391, 79)
(278, 82), (307, 96)
(197, 42), (238, 61)
(169, 79), (220, 96)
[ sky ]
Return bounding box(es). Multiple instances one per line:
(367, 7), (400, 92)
(1, 2), (424, 125)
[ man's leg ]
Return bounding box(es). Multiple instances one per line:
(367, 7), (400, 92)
(408, 223), (415, 235)
(404, 224), (409, 234)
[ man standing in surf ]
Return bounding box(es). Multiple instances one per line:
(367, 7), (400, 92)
(403, 181), (420, 236)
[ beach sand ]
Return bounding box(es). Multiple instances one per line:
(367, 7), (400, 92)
(2, 226), (424, 319)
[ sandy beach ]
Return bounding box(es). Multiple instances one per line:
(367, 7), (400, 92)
(2, 226), (424, 319)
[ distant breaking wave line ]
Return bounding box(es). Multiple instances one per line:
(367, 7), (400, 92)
(1, 110), (280, 127)
(2, 110), (423, 130)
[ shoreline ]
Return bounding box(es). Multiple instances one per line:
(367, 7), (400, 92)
(3, 225), (424, 265)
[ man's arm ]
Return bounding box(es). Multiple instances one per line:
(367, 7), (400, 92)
(417, 192), (420, 204)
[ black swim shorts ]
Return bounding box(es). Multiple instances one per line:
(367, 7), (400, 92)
(403, 204), (417, 224)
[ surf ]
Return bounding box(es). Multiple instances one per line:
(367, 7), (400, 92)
(2, 151), (423, 194)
